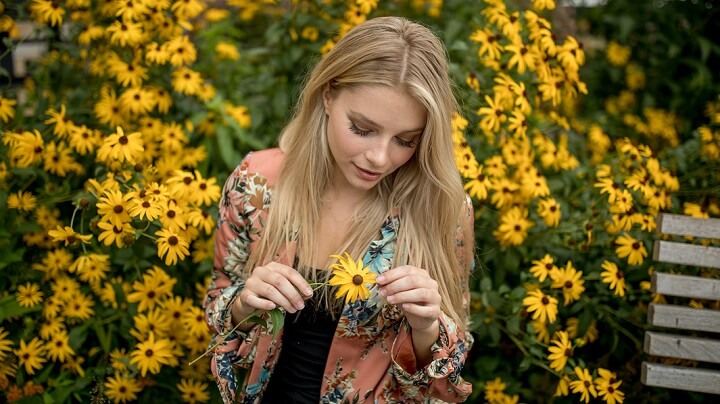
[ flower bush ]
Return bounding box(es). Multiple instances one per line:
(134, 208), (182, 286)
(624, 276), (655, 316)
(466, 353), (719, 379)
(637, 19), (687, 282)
(1, 0), (718, 403)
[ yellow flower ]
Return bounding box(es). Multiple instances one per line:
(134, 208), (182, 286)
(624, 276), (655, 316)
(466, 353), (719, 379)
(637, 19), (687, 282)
(104, 373), (142, 403)
(30, 0), (65, 27)
(0, 96), (16, 123)
(97, 221), (135, 248)
(44, 330), (75, 363)
(606, 41), (631, 66)
(537, 198), (561, 227)
(547, 330), (572, 372)
(522, 289), (558, 324)
(569, 366), (597, 403)
(129, 332), (175, 376)
(328, 253), (377, 304)
(614, 234), (647, 266)
(7, 191), (37, 212)
(48, 225), (93, 246)
(493, 207), (533, 247)
(529, 254), (558, 282)
(96, 127), (145, 164)
(156, 228), (191, 266)
(172, 67), (204, 96)
(215, 42), (240, 60)
(484, 377), (506, 402)
(595, 368), (625, 404)
(551, 261), (585, 305)
(463, 167), (491, 201)
(600, 261), (627, 297)
(166, 35), (198, 66)
(177, 378), (210, 404)
(16, 282), (44, 307)
(14, 337), (47, 375)
(96, 189), (134, 228)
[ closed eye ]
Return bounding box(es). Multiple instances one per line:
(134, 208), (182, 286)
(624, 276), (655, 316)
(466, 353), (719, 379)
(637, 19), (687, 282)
(348, 121), (372, 137)
(395, 137), (416, 148)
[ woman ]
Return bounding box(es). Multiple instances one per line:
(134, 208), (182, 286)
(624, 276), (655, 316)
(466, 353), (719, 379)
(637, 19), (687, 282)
(203, 16), (475, 403)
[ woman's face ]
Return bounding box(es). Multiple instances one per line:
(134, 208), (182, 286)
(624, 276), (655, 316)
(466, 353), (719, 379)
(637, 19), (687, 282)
(323, 85), (426, 196)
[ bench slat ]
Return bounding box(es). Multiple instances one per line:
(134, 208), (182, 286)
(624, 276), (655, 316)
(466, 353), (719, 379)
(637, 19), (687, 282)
(644, 331), (720, 364)
(653, 240), (720, 269)
(652, 272), (720, 300)
(648, 304), (720, 333)
(641, 362), (720, 394)
(658, 213), (720, 239)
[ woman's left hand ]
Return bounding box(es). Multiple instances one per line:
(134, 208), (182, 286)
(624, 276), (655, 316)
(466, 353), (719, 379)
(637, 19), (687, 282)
(376, 265), (441, 333)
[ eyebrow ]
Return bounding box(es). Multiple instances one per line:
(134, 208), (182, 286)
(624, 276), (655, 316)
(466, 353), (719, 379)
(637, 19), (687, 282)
(348, 110), (425, 134)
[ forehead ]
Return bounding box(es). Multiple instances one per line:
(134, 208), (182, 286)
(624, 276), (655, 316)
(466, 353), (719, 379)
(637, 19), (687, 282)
(337, 86), (427, 133)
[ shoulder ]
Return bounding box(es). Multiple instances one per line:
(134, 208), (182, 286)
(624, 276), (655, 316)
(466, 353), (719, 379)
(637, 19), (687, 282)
(243, 148), (285, 186)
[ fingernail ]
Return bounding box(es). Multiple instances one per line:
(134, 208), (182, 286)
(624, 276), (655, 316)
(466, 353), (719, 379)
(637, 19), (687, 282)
(296, 301), (305, 310)
(304, 288), (313, 296)
(376, 275), (385, 283)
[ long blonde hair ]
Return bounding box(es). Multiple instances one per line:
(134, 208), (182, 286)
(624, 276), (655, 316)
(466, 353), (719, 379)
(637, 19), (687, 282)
(245, 16), (474, 329)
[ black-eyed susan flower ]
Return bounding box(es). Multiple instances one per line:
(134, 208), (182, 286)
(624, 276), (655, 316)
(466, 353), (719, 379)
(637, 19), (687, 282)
(493, 207), (533, 247)
(522, 289), (558, 324)
(595, 368), (625, 404)
(48, 226), (93, 246)
(16, 282), (44, 307)
(537, 198), (561, 228)
(106, 20), (144, 47)
(171, 67), (203, 96)
(104, 373), (142, 403)
(14, 337), (47, 375)
(569, 366), (597, 403)
(7, 191), (37, 212)
(128, 198), (163, 221)
(478, 94), (507, 133)
(554, 375), (571, 398)
(177, 378), (210, 403)
(96, 190), (134, 227)
(97, 221), (135, 248)
(155, 228), (190, 266)
(600, 261), (627, 297)
(547, 330), (572, 372)
(215, 42), (239, 61)
(29, 0), (65, 27)
(96, 127), (145, 164)
(44, 330), (74, 363)
(550, 261), (585, 305)
(328, 252), (377, 304)
(614, 234), (647, 266)
(130, 308), (172, 341)
(0, 96), (16, 123)
(484, 377), (507, 402)
(129, 332), (174, 376)
(464, 166), (491, 201)
(0, 327), (13, 360)
(64, 292), (95, 320)
(94, 89), (127, 127)
(529, 254), (559, 282)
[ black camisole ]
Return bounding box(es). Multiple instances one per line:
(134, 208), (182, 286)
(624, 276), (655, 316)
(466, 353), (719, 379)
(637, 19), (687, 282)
(261, 285), (341, 403)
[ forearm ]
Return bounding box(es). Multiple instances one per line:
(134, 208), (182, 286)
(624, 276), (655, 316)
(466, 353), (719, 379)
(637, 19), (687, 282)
(411, 320), (440, 368)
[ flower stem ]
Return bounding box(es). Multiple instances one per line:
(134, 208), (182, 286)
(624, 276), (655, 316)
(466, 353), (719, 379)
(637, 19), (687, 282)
(188, 310), (259, 366)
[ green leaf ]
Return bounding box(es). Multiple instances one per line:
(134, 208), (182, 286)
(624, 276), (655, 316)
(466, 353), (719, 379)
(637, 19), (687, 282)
(506, 314), (521, 335)
(267, 308), (284, 337)
(0, 294), (41, 321)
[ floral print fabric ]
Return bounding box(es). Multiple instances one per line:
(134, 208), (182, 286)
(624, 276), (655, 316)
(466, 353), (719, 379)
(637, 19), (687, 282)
(203, 148), (474, 403)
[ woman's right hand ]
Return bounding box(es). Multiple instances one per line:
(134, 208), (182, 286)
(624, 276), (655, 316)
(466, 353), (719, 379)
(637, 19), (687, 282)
(231, 262), (314, 326)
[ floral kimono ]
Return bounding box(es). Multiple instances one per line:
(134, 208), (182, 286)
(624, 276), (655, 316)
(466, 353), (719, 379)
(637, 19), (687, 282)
(203, 148), (474, 403)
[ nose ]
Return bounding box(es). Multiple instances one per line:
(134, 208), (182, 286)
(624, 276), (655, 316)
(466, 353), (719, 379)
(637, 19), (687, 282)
(365, 138), (391, 168)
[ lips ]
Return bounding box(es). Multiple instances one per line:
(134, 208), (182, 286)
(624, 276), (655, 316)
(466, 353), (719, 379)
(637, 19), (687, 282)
(355, 164), (381, 181)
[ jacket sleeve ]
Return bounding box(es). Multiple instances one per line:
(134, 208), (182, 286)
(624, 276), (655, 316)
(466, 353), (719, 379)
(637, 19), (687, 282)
(202, 154), (263, 370)
(389, 195), (475, 402)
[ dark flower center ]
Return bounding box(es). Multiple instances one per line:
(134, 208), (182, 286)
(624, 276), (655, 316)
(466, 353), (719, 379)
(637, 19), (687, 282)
(352, 275), (364, 285)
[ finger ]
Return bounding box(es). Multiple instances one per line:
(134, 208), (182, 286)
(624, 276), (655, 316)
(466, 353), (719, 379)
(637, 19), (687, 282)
(385, 288), (440, 306)
(380, 274), (437, 298)
(240, 293), (277, 313)
(399, 303), (441, 320)
(376, 265), (430, 286)
(245, 275), (301, 313)
(265, 262), (314, 296)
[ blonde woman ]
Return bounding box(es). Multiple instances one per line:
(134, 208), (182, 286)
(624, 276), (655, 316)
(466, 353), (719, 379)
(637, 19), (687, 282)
(204, 16), (475, 403)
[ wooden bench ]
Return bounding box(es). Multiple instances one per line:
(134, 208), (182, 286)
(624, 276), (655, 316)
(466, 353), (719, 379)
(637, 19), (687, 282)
(641, 213), (720, 395)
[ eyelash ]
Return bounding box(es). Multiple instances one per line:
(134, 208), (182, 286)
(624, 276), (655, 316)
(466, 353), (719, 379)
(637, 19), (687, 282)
(348, 122), (417, 148)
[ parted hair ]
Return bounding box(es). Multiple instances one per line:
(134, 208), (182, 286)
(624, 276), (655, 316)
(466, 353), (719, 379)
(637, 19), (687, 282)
(245, 16), (474, 330)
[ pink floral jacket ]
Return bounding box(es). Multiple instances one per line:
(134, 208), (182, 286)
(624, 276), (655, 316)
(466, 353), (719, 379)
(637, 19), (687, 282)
(203, 148), (474, 403)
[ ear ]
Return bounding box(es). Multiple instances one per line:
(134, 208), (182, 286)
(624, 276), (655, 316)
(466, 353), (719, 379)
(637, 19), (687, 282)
(322, 82), (332, 113)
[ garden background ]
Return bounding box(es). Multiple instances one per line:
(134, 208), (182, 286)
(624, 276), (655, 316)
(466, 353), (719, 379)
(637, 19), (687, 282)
(1, 0), (719, 402)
